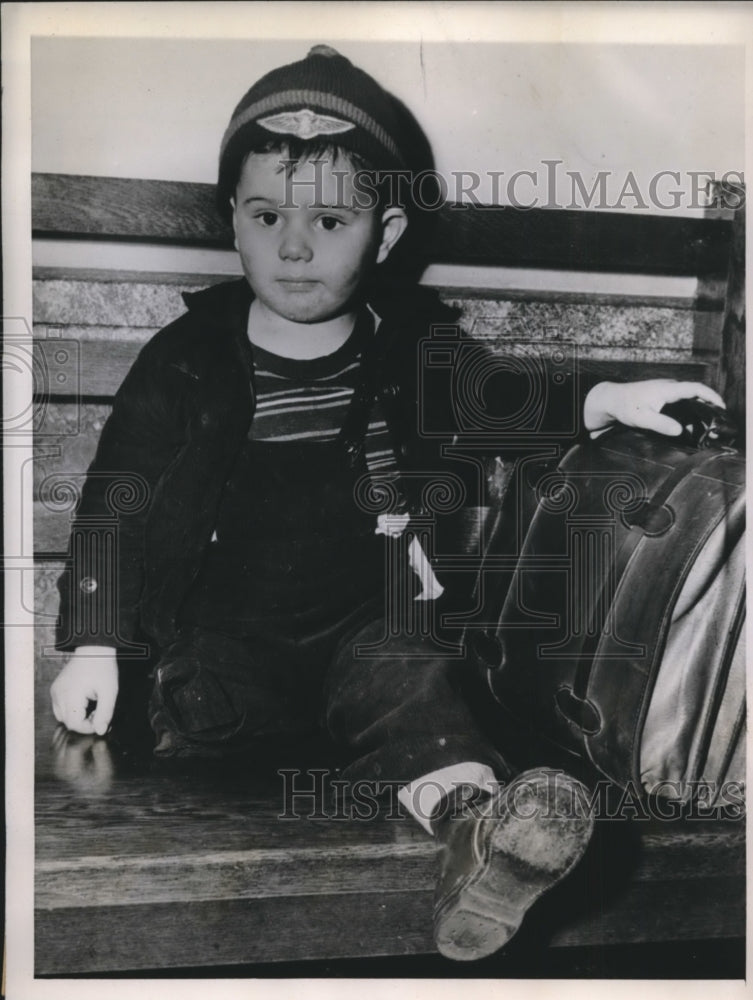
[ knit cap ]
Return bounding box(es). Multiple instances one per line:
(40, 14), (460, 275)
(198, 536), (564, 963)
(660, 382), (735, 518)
(217, 45), (412, 214)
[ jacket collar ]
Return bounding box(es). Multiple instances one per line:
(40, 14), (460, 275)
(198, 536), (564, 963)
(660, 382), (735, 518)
(182, 277), (253, 327)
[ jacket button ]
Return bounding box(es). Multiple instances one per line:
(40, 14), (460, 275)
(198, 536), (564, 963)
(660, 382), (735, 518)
(79, 576), (98, 594)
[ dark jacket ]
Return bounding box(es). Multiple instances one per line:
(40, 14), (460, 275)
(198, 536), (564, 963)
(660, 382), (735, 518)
(56, 278), (592, 656)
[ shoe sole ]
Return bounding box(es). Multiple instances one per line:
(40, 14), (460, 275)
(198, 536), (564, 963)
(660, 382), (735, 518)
(434, 768), (594, 961)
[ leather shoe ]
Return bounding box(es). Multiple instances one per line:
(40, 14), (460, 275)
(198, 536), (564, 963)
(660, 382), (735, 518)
(432, 768), (594, 961)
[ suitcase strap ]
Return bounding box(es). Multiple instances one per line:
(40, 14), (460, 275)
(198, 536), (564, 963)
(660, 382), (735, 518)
(565, 448), (730, 723)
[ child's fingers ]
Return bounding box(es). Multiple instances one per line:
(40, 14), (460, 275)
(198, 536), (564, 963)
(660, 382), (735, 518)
(660, 381), (726, 409)
(92, 688), (117, 737)
(51, 724), (67, 749)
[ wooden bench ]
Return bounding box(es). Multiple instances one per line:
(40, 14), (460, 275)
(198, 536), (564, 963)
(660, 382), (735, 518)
(32, 174), (745, 975)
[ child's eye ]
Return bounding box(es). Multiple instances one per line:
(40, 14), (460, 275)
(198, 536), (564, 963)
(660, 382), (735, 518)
(255, 211), (280, 227)
(317, 215), (344, 232)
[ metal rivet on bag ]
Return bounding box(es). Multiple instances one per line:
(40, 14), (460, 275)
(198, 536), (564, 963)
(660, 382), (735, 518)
(79, 576), (98, 594)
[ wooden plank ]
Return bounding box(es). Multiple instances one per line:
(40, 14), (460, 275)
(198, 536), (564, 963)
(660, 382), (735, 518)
(34, 267), (722, 312)
(430, 205), (732, 277)
(33, 266), (231, 288)
(35, 843), (438, 909)
(548, 876), (745, 949)
(34, 802), (746, 972)
(441, 283), (724, 310)
(33, 275), (198, 327)
(34, 869), (745, 973)
(32, 173), (732, 276)
(34, 267), (720, 310)
(33, 275), (704, 337)
(32, 174), (232, 248)
(34, 778), (429, 862)
(35, 892), (437, 974)
(35, 822), (744, 909)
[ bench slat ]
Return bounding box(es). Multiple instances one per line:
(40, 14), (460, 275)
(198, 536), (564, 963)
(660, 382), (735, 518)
(34, 872), (746, 975)
(35, 825), (744, 907)
(32, 173), (732, 276)
(33, 276), (710, 336)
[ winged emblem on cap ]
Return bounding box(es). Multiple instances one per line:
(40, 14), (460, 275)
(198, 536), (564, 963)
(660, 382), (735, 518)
(258, 108), (355, 141)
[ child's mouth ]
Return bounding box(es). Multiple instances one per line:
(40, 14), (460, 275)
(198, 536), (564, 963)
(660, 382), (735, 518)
(277, 279), (319, 292)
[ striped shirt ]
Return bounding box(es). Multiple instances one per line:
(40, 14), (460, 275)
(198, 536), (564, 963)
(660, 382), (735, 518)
(248, 311), (398, 474)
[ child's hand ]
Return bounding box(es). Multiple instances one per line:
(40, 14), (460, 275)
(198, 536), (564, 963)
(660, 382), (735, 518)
(50, 647), (119, 736)
(583, 380), (726, 437)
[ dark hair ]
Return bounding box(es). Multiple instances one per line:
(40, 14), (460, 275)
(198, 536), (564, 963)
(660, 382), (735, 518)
(217, 136), (384, 220)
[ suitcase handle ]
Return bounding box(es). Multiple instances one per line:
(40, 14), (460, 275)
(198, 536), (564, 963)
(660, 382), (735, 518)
(555, 686), (602, 735)
(467, 629), (505, 670)
(621, 499), (675, 536)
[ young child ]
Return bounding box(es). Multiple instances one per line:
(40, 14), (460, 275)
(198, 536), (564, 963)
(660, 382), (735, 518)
(50, 45), (725, 961)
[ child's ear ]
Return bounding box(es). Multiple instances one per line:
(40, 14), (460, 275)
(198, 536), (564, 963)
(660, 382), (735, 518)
(376, 207), (408, 265)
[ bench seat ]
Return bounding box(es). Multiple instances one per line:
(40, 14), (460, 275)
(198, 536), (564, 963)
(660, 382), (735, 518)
(34, 698), (745, 975)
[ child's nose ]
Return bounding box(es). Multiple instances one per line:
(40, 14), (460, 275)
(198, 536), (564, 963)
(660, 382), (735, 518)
(278, 225), (313, 263)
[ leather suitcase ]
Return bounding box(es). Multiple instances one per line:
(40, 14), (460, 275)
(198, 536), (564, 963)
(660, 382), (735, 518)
(469, 428), (745, 802)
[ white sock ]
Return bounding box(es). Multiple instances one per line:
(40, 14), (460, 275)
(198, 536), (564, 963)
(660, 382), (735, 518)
(398, 761), (498, 834)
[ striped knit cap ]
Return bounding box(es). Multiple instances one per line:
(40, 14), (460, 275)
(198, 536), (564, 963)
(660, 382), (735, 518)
(217, 45), (409, 214)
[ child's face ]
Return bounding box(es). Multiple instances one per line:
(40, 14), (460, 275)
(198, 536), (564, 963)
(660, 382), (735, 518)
(232, 152), (404, 324)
